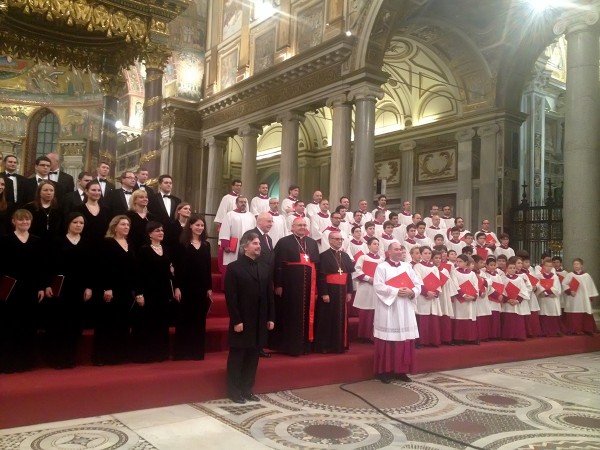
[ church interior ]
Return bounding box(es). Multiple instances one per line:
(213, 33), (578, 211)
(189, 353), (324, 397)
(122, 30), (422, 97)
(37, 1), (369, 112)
(1, 0), (599, 448)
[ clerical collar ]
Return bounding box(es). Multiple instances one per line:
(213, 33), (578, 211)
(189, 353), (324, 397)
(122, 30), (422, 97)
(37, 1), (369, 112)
(573, 271), (585, 275)
(374, 220), (383, 225)
(234, 208), (245, 213)
(326, 226), (340, 232)
(457, 268), (471, 274)
(381, 233), (393, 240)
(317, 212), (329, 218)
(476, 243), (486, 248)
(500, 245), (509, 249)
(401, 211), (411, 216)
(405, 238), (416, 244)
(410, 261), (418, 266)
(415, 233), (426, 239)
(311, 200), (319, 204)
(269, 210), (279, 216)
(230, 191), (239, 196)
(429, 226), (440, 230)
(351, 239), (362, 245)
(556, 267), (564, 272)
(442, 215), (452, 219)
(541, 272), (554, 278)
(449, 239), (460, 243)
(368, 252), (380, 259)
(486, 270), (497, 276)
(288, 196), (297, 201)
(386, 258), (401, 267)
(377, 206), (386, 211)
(420, 261), (434, 267)
(258, 194), (269, 199)
(293, 212), (305, 217)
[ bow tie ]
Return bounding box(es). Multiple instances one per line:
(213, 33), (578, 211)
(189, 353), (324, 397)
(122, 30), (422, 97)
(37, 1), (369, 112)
(98, 178), (107, 182)
(6, 173), (15, 178)
(139, 184), (146, 188)
(50, 171), (58, 175)
(163, 194), (171, 199)
(37, 178), (47, 183)
(123, 190), (133, 195)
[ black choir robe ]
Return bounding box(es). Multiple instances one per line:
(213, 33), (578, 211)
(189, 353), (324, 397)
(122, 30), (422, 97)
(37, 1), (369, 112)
(315, 248), (355, 353)
(271, 233), (320, 356)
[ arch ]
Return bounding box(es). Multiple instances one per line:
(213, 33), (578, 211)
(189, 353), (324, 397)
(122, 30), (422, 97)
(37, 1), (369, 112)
(24, 107), (60, 176)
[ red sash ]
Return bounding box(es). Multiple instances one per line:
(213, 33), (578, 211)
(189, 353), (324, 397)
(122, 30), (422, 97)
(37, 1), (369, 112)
(326, 273), (348, 285)
(287, 255), (317, 342)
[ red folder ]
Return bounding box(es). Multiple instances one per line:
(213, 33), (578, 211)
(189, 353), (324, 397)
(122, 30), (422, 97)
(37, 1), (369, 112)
(386, 272), (415, 289)
(229, 237), (238, 252)
(485, 234), (497, 244)
(459, 281), (477, 298)
(326, 273), (347, 285)
(51, 275), (65, 297)
(557, 273), (565, 283)
(423, 272), (441, 292)
(477, 277), (486, 292)
(476, 247), (489, 259)
(568, 277), (580, 294)
(362, 260), (378, 278)
(0, 275), (17, 301)
(505, 282), (521, 300)
(439, 271), (449, 286)
(539, 277), (554, 291)
(441, 263), (452, 273)
(353, 250), (364, 262)
(527, 273), (539, 287)
(491, 282), (504, 296)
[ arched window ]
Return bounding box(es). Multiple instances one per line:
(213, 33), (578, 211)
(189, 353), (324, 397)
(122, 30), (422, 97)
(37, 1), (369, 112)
(25, 108), (60, 175)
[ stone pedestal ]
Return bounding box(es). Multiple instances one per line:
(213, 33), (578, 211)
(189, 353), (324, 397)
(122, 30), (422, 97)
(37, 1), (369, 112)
(277, 111), (305, 201)
(456, 128), (475, 230)
(349, 85), (384, 205)
(327, 95), (352, 205)
(238, 125), (262, 198)
(554, 9), (600, 283)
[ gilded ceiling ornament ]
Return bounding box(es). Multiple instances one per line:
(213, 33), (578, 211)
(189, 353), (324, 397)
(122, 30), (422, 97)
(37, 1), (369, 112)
(97, 72), (125, 96)
(140, 149), (160, 163)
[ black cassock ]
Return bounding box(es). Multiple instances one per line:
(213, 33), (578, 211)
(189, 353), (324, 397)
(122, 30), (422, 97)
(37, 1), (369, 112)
(271, 234), (320, 356)
(315, 249), (355, 353)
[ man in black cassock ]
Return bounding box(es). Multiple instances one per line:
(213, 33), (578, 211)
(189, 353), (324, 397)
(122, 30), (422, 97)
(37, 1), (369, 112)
(224, 232), (275, 403)
(271, 217), (320, 356)
(315, 231), (355, 353)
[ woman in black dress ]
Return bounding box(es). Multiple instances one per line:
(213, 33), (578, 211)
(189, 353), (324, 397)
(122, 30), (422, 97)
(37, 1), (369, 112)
(126, 189), (156, 251)
(44, 213), (93, 368)
(165, 202), (191, 249)
(75, 180), (110, 249)
(24, 180), (63, 243)
(0, 209), (46, 373)
(173, 214), (212, 360)
(132, 221), (174, 362)
(93, 214), (138, 365)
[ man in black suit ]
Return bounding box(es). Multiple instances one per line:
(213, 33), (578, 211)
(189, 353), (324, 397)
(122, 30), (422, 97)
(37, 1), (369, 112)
(148, 174), (181, 226)
(135, 168), (154, 193)
(251, 212), (275, 358)
(1, 154), (28, 209)
(94, 161), (115, 200)
(63, 171), (93, 216)
(105, 171), (137, 217)
(47, 152), (75, 195)
(224, 232), (275, 404)
(22, 156), (60, 206)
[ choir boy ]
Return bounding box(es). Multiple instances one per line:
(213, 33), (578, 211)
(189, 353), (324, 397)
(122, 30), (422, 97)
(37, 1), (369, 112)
(415, 221), (433, 248)
(352, 237), (382, 342)
(536, 258), (563, 337)
(389, 212), (406, 243)
(562, 258), (598, 335)
(432, 250), (456, 344)
(494, 233), (515, 258)
(379, 220), (399, 255)
(484, 257), (504, 339)
(474, 232), (493, 260)
(461, 246), (474, 257)
(501, 258), (530, 340)
(518, 257), (541, 337)
(347, 226), (366, 260)
(552, 256), (568, 309)
(451, 255), (479, 345)
(496, 254), (508, 273)
(408, 246), (421, 266)
(363, 222), (384, 258)
(413, 246), (443, 347)
(373, 242), (422, 383)
(472, 255), (492, 341)
(446, 227), (465, 255)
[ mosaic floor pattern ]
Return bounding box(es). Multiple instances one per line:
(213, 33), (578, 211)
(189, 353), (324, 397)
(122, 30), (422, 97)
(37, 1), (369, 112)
(2, 352), (600, 449)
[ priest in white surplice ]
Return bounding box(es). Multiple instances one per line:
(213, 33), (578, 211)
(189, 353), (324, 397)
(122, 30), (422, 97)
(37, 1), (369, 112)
(267, 198), (287, 247)
(215, 179), (242, 225)
(373, 242), (423, 384)
(250, 182), (270, 216)
(219, 196), (256, 267)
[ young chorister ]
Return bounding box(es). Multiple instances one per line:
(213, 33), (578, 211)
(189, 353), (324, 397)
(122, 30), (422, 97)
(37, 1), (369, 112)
(562, 258), (599, 335)
(347, 226), (366, 261)
(408, 247), (421, 267)
(352, 237), (383, 342)
(553, 256), (568, 310)
(379, 221), (399, 255)
(519, 256), (542, 338)
(472, 255), (492, 342)
(413, 247), (443, 347)
(446, 227), (466, 255)
(484, 257), (504, 340)
(451, 254), (479, 345)
(474, 233), (493, 260)
(496, 254), (508, 274)
(415, 221), (433, 248)
(501, 257), (530, 341)
(536, 257), (563, 337)
(432, 250), (457, 345)
(403, 224), (419, 259)
(494, 233), (515, 259)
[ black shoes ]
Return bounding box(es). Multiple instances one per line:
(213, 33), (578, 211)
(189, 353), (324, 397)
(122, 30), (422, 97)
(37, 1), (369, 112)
(259, 350), (271, 358)
(242, 393), (260, 402)
(396, 373), (412, 382)
(229, 395), (246, 404)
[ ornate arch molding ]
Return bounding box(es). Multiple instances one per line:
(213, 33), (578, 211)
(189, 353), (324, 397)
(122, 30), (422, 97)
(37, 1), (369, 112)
(24, 107), (60, 175)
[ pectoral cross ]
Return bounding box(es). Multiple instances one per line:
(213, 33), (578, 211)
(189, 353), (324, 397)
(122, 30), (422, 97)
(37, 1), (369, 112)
(303, 254), (309, 262)
(337, 267), (344, 275)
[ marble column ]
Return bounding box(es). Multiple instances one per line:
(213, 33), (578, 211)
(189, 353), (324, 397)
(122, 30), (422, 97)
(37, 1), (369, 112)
(205, 136), (228, 236)
(554, 9), (600, 282)
(477, 123), (500, 229)
(327, 94), (352, 205)
(140, 47), (169, 178)
(238, 125), (262, 198)
(349, 85), (384, 205)
(97, 73), (123, 177)
(456, 128), (476, 230)
(277, 111), (305, 201)
(399, 140), (416, 205)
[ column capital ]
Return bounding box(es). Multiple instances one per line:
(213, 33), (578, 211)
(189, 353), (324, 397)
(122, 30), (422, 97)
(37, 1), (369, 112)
(326, 93), (350, 108)
(399, 140), (417, 152)
(204, 135), (228, 149)
(238, 125), (263, 138)
(97, 72), (125, 97)
(455, 128), (476, 142)
(276, 110), (306, 124)
(554, 8), (599, 36)
(142, 44), (171, 71)
(348, 85), (384, 102)
(477, 123), (500, 137)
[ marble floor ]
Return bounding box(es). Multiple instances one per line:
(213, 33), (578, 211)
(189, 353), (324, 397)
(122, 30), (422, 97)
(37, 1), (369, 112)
(2, 352), (600, 449)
